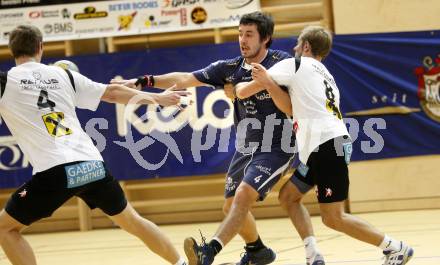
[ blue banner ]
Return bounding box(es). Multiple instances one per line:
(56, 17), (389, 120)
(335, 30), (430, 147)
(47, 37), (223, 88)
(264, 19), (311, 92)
(1, 30), (439, 188)
(326, 30), (440, 161)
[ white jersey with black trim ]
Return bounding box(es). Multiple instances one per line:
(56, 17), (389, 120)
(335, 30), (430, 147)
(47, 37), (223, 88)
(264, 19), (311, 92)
(267, 56), (349, 163)
(0, 62), (106, 174)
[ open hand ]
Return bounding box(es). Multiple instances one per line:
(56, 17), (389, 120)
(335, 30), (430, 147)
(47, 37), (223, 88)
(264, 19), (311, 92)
(156, 89), (192, 107)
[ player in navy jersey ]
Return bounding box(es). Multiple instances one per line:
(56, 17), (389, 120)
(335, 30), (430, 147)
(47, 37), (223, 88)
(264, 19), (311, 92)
(113, 12), (324, 265)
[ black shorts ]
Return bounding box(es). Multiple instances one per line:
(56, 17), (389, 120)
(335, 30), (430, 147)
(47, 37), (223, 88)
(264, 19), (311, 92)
(290, 135), (352, 203)
(5, 160), (127, 226)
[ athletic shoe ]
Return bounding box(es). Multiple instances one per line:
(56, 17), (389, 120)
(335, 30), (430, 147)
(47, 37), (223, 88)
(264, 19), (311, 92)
(382, 242), (414, 265)
(236, 246), (276, 265)
(184, 236), (215, 265)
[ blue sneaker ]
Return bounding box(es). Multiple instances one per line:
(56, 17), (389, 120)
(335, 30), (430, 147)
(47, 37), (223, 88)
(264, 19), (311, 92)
(382, 242), (414, 265)
(237, 246), (276, 265)
(184, 236), (215, 265)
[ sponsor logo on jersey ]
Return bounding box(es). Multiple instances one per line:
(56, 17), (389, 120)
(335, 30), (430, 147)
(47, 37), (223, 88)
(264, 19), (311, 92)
(20, 71), (60, 90)
(255, 92), (271, 100)
(243, 99), (256, 114)
(42, 112), (72, 137)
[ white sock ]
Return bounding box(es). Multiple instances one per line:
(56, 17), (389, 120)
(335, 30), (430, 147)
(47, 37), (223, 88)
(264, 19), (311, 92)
(379, 235), (401, 252)
(174, 257), (186, 265)
(304, 236), (319, 258)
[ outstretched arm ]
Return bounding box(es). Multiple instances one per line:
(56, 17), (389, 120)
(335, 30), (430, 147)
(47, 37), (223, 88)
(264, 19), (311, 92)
(111, 72), (206, 90)
(101, 84), (190, 106)
(152, 72), (206, 89)
(111, 59), (233, 93)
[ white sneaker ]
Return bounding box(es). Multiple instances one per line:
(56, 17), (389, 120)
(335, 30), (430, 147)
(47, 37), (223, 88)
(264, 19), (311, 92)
(382, 242), (414, 265)
(307, 252), (325, 265)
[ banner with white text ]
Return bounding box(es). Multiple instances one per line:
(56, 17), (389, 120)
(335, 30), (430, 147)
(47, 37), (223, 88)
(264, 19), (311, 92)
(0, 0), (260, 45)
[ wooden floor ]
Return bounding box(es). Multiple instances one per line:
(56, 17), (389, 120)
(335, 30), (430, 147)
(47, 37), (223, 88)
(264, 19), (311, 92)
(0, 209), (438, 265)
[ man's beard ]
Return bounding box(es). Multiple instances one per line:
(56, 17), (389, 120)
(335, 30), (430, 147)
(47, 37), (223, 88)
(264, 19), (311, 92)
(243, 45), (261, 60)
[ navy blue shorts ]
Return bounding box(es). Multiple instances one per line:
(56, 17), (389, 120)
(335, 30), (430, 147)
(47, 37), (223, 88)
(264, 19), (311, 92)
(226, 150), (293, 201)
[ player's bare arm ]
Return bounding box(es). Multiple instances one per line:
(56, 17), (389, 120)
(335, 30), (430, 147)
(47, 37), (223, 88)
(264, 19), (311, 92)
(111, 72), (206, 90)
(234, 69), (292, 116)
(251, 63), (293, 116)
(234, 80), (263, 99)
(101, 83), (191, 106)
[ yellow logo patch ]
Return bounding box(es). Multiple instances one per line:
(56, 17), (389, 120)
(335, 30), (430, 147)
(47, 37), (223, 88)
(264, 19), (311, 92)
(42, 112), (72, 137)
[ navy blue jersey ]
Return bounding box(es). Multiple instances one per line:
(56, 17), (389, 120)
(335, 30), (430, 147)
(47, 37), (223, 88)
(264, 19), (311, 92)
(193, 49), (294, 153)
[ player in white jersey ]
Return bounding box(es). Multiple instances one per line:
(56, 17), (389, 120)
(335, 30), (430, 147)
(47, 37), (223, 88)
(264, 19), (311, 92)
(235, 26), (414, 265)
(0, 25), (188, 265)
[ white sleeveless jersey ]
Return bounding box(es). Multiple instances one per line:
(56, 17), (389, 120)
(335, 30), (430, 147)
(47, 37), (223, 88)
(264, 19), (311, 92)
(267, 57), (349, 163)
(0, 62), (106, 174)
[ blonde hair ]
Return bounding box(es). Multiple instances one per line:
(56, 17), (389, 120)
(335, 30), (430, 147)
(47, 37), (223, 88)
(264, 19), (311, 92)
(298, 25), (333, 59)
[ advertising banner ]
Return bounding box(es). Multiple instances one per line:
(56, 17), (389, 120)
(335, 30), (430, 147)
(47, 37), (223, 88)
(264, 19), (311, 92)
(0, 0), (260, 45)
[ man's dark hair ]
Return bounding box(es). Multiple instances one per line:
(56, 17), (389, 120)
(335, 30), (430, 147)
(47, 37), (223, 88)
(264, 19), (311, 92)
(8, 25), (43, 58)
(239, 11), (274, 48)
